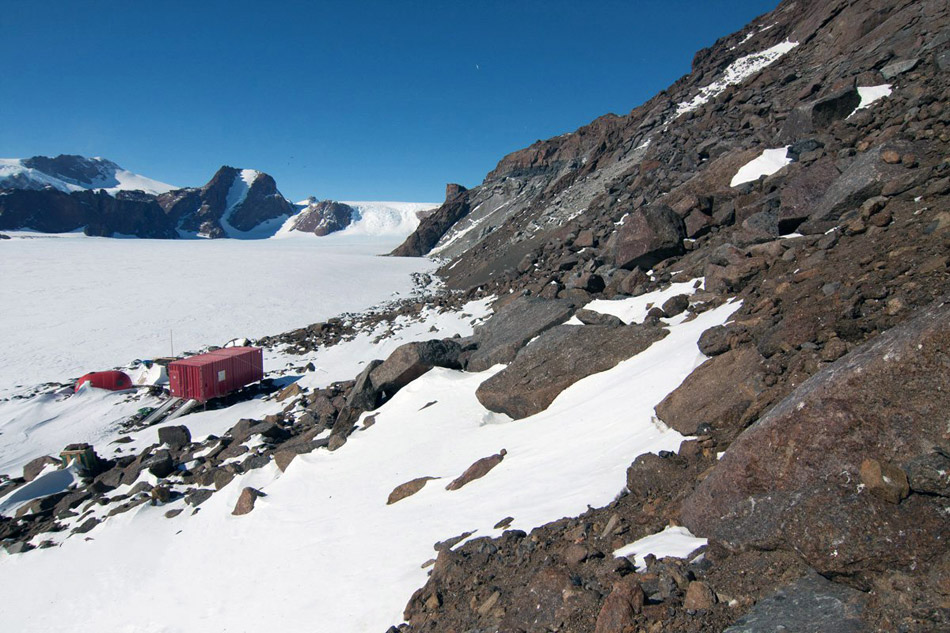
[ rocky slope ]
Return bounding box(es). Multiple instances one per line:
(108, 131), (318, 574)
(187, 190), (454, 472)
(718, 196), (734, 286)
(385, 0), (950, 631)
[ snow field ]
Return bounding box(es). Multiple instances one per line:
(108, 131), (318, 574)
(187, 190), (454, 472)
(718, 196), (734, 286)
(0, 233), (435, 395)
(613, 525), (708, 571)
(0, 288), (738, 633)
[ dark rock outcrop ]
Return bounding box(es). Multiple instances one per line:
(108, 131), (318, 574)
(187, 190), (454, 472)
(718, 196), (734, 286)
(466, 297), (575, 372)
(611, 204), (687, 270)
(290, 199), (355, 236)
(476, 324), (667, 419)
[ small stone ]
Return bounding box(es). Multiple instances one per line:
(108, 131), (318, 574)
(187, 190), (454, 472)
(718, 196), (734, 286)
(901, 154), (918, 168)
(274, 450), (297, 473)
(860, 459), (909, 504)
(880, 150), (901, 164)
(150, 485), (171, 504)
(165, 508), (183, 518)
(494, 516), (514, 529)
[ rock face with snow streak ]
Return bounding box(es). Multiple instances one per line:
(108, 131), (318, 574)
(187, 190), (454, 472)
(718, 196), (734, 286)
(157, 166), (296, 237)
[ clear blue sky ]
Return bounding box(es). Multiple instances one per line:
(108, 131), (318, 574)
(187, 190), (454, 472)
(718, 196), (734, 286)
(1, 1), (778, 202)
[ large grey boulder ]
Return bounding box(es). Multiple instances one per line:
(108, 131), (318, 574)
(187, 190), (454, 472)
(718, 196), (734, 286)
(798, 146), (904, 233)
(466, 297), (574, 372)
(724, 572), (867, 633)
(611, 204), (686, 271)
(476, 324), (667, 419)
(369, 339), (463, 396)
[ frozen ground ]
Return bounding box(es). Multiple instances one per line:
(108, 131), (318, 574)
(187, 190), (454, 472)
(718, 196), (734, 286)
(0, 232), (435, 395)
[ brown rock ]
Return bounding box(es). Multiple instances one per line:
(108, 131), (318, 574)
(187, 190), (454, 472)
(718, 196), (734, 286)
(655, 347), (767, 435)
(446, 450), (506, 491)
(881, 150), (901, 164)
(387, 476), (437, 504)
(683, 580), (717, 610)
(232, 486), (265, 516)
(612, 204), (687, 271)
(22, 455), (61, 482)
(276, 382), (302, 402)
(860, 459), (910, 504)
(681, 299), (950, 587)
(274, 450), (297, 473)
(594, 576), (645, 633)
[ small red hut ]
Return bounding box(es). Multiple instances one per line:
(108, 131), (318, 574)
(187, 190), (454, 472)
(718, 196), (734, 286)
(75, 370), (133, 393)
(167, 347), (263, 402)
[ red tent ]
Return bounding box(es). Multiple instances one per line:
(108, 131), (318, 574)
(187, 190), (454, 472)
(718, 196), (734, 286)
(75, 370), (133, 392)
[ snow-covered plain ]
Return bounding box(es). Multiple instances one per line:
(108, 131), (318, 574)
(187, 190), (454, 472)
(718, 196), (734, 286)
(0, 284), (738, 632)
(0, 232), (435, 394)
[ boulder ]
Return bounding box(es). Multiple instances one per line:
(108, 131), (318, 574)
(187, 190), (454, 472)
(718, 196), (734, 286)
(232, 487), (265, 516)
(661, 294), (690, 317)
(724, 572), (866, 633)
(574, 309), (625, 327)
(476, 324), (667, 419)
(344, 360), (384, 411)
(387, 476), (437, 505)
(778, 159), (840, 233)
(370, 339), (463, 396)
(145, 450), (175, 479)
(780, 87), (861, 140)
(655, 347), (768, 435)
(466, 297), (574, 372)
(798, 146), (905, 233)
(612, 204), (686, 271)
(22, 456), (61, 482)
(681, 298), (950, 587)
(158, 425), (191, 451)
(594, 577), (645, 633)
(683, 581), (717, 611)
(446, 450), (506, 491)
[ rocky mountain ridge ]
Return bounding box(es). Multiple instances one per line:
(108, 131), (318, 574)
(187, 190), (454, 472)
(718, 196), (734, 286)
(0, 159), (297, 238)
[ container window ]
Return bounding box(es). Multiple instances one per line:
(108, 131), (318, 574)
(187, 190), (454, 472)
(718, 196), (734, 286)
(218, 370), (226, 382)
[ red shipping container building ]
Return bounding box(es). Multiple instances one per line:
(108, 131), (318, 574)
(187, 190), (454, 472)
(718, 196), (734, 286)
(168, 347), (264, 402)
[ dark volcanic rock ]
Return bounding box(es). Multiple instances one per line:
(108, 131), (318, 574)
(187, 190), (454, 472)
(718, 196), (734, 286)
(682, 298), (950, 587)
(781, 87), (861, 140)
(0, 188), (178, 238)
(476, 324), (667, 419)
(798, 146), (905, 233)
(612, 204), (686, 270)
(466, 297), (575, 372)
(158, 425), (191, 451)
(232, 486), (265, 516)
